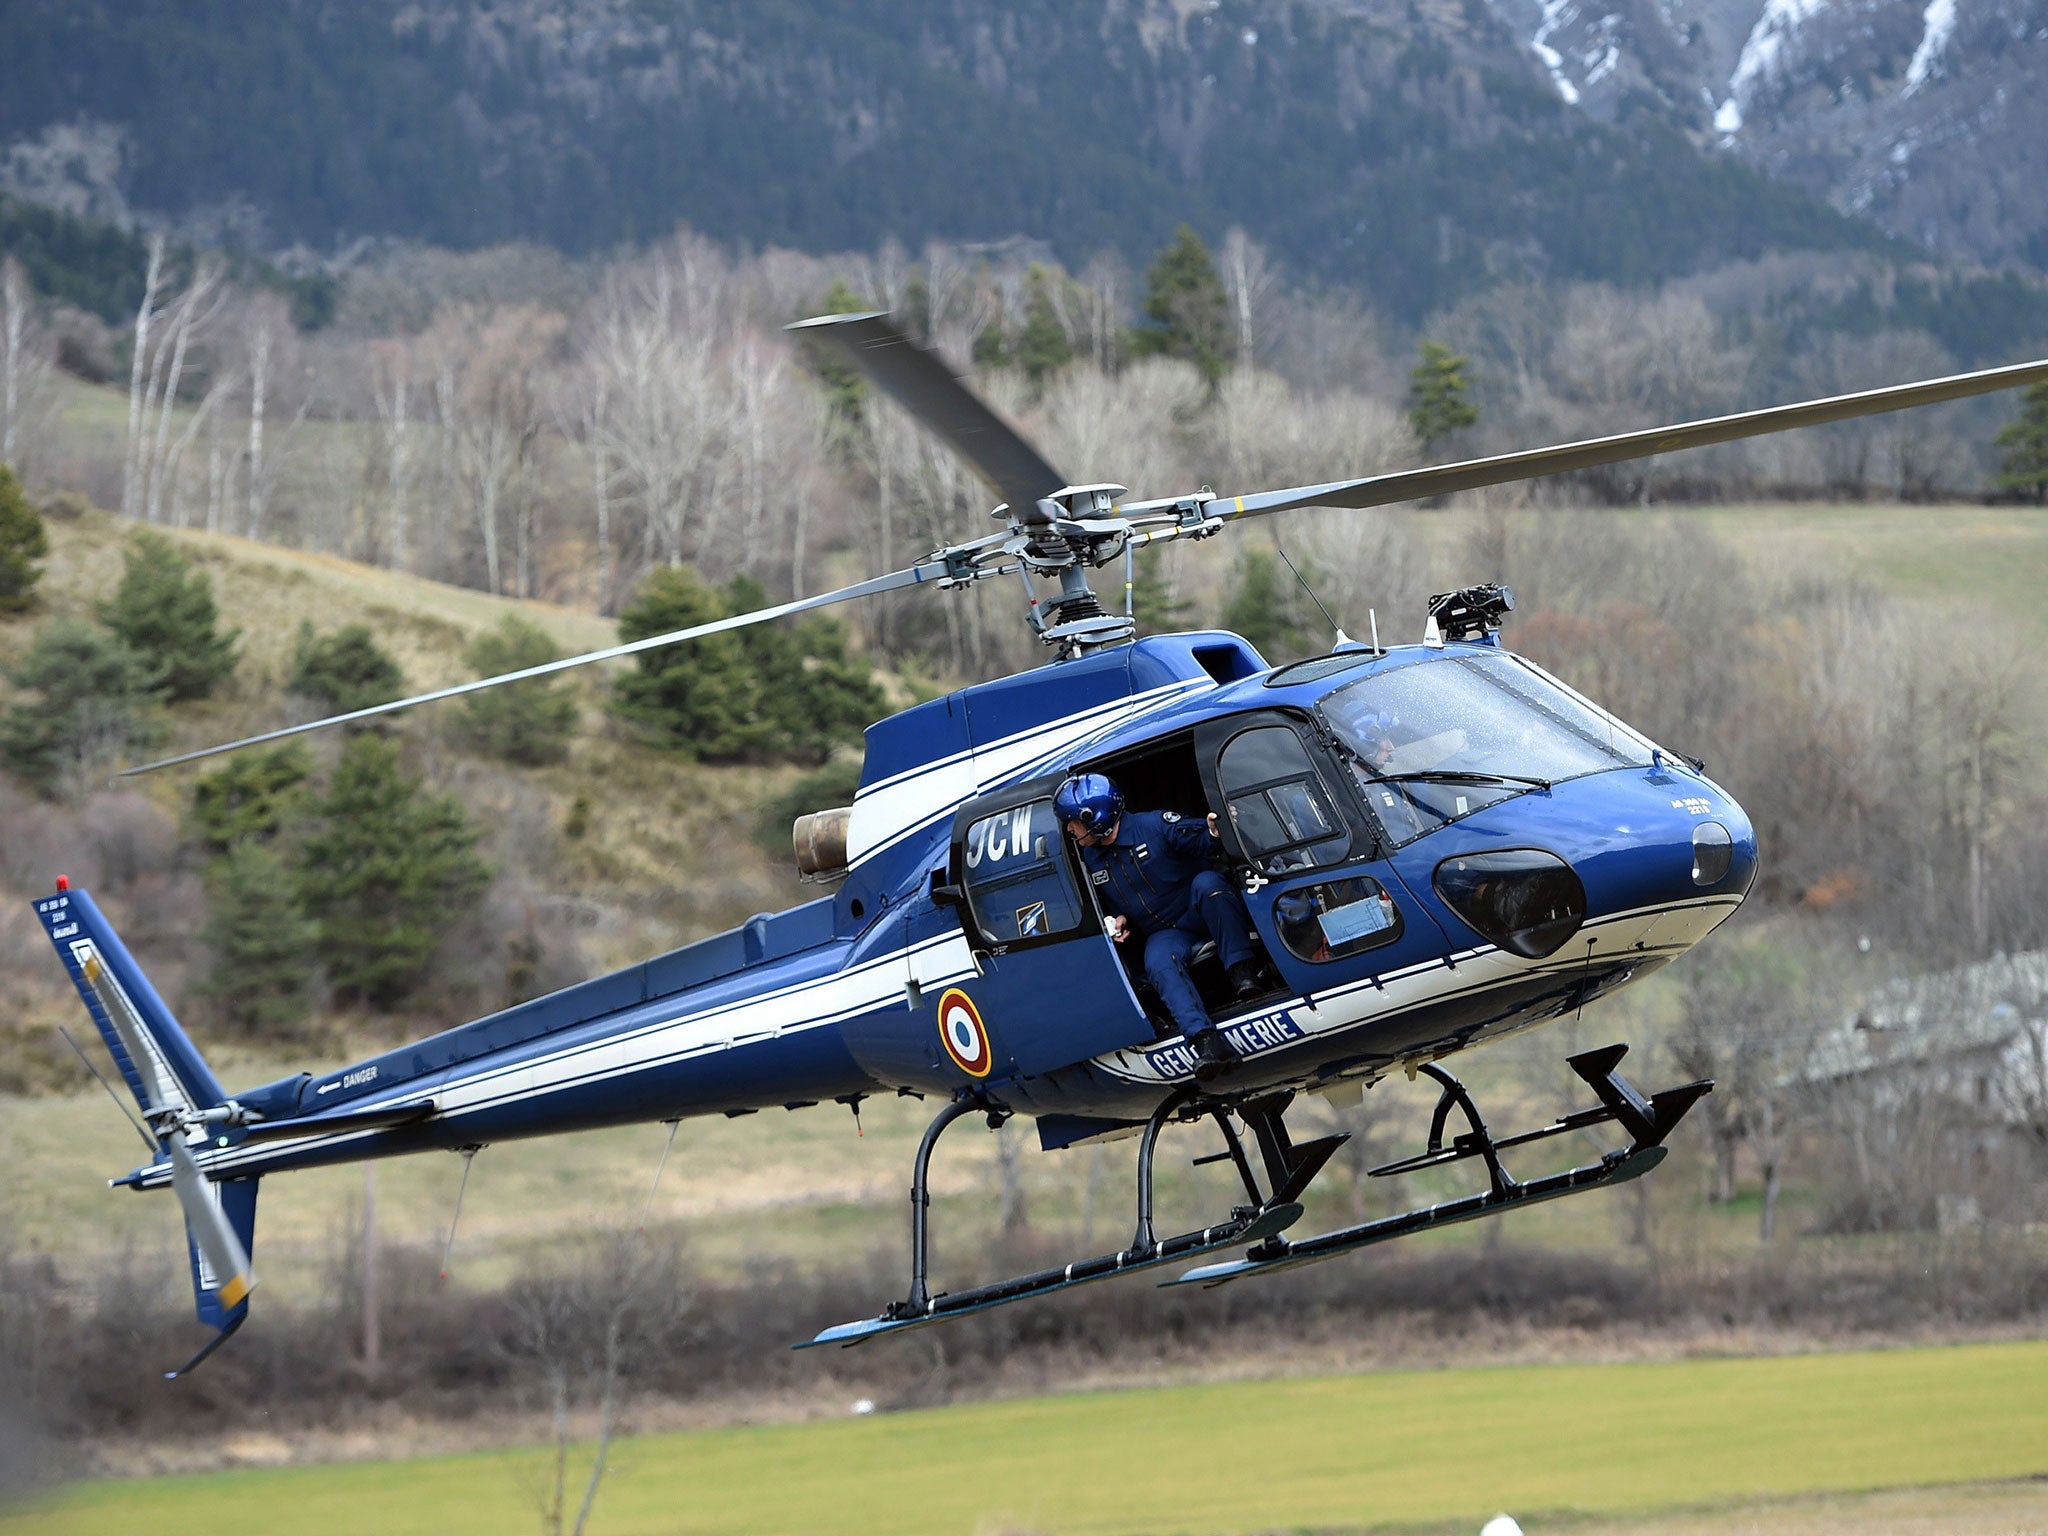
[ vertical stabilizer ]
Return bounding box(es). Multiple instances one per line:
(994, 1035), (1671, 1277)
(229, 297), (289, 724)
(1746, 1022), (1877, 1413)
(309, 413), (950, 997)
(34, 883), (227, 1117)
(33, 882), (258, 1371)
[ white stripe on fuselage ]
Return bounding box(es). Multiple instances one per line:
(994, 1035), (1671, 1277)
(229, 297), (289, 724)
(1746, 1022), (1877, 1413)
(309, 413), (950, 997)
(847, 680), (1208, 866)
(170, 930), (974, 1182)
(1089, 893), (1742, 1086)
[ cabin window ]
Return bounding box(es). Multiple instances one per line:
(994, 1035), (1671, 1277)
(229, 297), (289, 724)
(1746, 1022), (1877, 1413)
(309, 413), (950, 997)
(1273, 876), (1405, 962)
(959, 797), (1089, 949)
(1217, 726), (1350, 875)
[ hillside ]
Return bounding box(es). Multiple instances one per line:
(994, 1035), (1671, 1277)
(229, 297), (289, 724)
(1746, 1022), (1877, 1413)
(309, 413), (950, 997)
(0, 507), (841, 1093)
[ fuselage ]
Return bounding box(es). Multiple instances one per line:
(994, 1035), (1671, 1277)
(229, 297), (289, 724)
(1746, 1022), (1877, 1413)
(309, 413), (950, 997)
(138, 632), (1756, 1190)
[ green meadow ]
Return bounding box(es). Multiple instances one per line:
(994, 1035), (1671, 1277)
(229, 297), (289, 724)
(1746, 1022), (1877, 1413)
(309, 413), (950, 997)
(8, 1341), (2046, 1536)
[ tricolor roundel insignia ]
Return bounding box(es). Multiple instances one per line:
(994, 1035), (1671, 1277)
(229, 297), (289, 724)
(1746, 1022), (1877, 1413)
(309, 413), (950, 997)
(936, 988), (993, 1078)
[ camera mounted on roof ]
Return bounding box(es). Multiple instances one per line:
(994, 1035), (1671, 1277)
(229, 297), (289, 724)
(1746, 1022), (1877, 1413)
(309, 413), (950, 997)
(1427, 583), (1515, 645)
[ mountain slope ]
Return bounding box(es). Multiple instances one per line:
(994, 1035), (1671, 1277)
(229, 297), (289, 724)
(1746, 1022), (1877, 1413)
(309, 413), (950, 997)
(0, 0), (1899, 315)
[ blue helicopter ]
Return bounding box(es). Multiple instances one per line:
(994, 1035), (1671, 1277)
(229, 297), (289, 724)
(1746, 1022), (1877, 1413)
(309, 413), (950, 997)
(35, 315), (2048, 1373)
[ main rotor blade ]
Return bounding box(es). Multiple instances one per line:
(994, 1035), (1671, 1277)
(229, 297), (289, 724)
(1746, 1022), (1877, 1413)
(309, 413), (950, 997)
(120, 558), (960, 776)
(1211, 355), (2048, 522)
(789, 312), (1069, 524)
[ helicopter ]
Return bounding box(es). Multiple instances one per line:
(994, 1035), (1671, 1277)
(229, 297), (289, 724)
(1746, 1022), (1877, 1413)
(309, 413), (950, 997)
(33, 312), (2048, 1373)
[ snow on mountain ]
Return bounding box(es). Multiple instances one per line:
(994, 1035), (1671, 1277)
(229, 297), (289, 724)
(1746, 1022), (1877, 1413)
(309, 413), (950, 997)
(1478, 0), (2048, 266)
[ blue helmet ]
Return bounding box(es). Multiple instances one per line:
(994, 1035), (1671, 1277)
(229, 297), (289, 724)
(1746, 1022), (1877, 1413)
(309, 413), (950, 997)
(1054, 772), (1124, 833)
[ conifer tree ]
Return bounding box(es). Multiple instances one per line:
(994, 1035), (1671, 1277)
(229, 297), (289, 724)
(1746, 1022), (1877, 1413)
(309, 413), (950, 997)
(1993, 382), (2048, 504)
(198, 841), (319, 1034)
(297, 734), (490, 1008)
(1016, 265), (1073, 390)
(727, 574), (883, 767)
(802, 278), (871, 435)
(1133, 226), (1231, 385)
(1408, 340), (1479, 458)
(972, 299), (1011, 370)
(612, 566), (763, 760)
(289, 622), (405, 715)
(460, 615), (577, 765)
(612, 568), (881, 765)
(97, 531), (240, 700)
(0, 618), (163, 793)
(1222, 548), (1308, 661)
(190, 744), (313, 852)
(0, 465), (47, 615)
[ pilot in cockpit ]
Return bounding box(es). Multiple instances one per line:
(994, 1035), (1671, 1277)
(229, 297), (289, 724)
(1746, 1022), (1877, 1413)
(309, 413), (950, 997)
(1055, 772), (1265, 1079)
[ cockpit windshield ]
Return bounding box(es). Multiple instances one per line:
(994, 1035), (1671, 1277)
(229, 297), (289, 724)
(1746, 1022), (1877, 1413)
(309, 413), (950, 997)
(1321, 652), (1655, 846)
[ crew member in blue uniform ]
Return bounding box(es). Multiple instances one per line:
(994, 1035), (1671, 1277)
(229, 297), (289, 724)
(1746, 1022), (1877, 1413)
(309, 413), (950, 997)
(1054, 773), (1264, 1078)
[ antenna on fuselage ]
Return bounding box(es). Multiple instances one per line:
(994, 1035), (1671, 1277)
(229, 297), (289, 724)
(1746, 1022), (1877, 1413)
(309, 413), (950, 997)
(1275, 544), (1346, 650)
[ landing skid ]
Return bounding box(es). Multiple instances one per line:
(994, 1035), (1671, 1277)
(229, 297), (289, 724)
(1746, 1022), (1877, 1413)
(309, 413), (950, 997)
(1167, 1044), (1708, 1289)
(799, 1043), (1705, 1345)
(798, 1085), (1336, 1349)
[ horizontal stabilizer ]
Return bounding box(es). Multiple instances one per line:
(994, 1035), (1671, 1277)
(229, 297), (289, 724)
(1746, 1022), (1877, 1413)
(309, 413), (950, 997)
(238, 1096), (437, 1144)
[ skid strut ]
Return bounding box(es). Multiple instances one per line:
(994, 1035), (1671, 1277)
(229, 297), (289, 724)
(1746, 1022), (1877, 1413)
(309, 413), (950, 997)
(1168, 1043), (1710, 1288)
(799, 1088), (1308, 1348)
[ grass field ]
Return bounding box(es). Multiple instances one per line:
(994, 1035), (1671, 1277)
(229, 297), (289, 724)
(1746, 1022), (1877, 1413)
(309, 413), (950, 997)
(6, 1341), (2046, 1535)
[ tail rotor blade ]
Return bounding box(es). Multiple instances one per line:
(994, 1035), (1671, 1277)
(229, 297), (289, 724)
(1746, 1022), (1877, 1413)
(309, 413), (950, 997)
(167, 1136), (256, 1311)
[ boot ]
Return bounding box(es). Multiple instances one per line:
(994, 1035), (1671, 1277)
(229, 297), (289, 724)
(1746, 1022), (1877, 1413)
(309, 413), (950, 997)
(1229, 960), (1265, 999)
(1189, 1029), (1239, 1082)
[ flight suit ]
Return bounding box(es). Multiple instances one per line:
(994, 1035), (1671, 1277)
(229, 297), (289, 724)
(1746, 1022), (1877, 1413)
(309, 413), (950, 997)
(1076, 809), (1258, 1040)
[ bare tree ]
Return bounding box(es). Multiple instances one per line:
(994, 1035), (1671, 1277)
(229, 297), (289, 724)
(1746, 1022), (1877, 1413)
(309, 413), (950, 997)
(0, 259), (54, 475)
(1220, 227), (1276, 368)
(242, 291), (299, 539)
(588, 253), (733, 581)
(370, 338), (418, 571)
(502, 1227), (691, 1536)
(1078, 249), (1131, 373)
(430, 303), (563, 594)
(121, 234), (167, 518)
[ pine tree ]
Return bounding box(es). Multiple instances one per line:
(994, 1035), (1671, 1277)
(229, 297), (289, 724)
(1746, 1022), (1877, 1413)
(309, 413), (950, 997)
(1993, 382), (2048, 504)
(1016, 265), (1073, 390)
(460, 615), (578, 765)
(190, 744), (313, 852)
(972, 299), (1011, 370)
(1222, 548), (1308, 661)
(198, 841), (319, 1035)
(801, 278), (871, 435)
(0, 619), (164, 793)
(1408, 340), (1479, 458)
(297, 735), (490, 1008)
(289, 622), (405, 715)
(97, 531), (240, 700)
(1132, 226), (1231, 385)
(612, 566), (765, 761)
(0, 466), (48, 615)
(728, 575), (884, 767)
(612, 569), (882, 765)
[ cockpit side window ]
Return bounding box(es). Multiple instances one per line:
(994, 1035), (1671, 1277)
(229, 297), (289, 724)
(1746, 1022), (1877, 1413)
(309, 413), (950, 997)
(1216, 725), (1351, 876)
(958, 797), (1089, 949)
